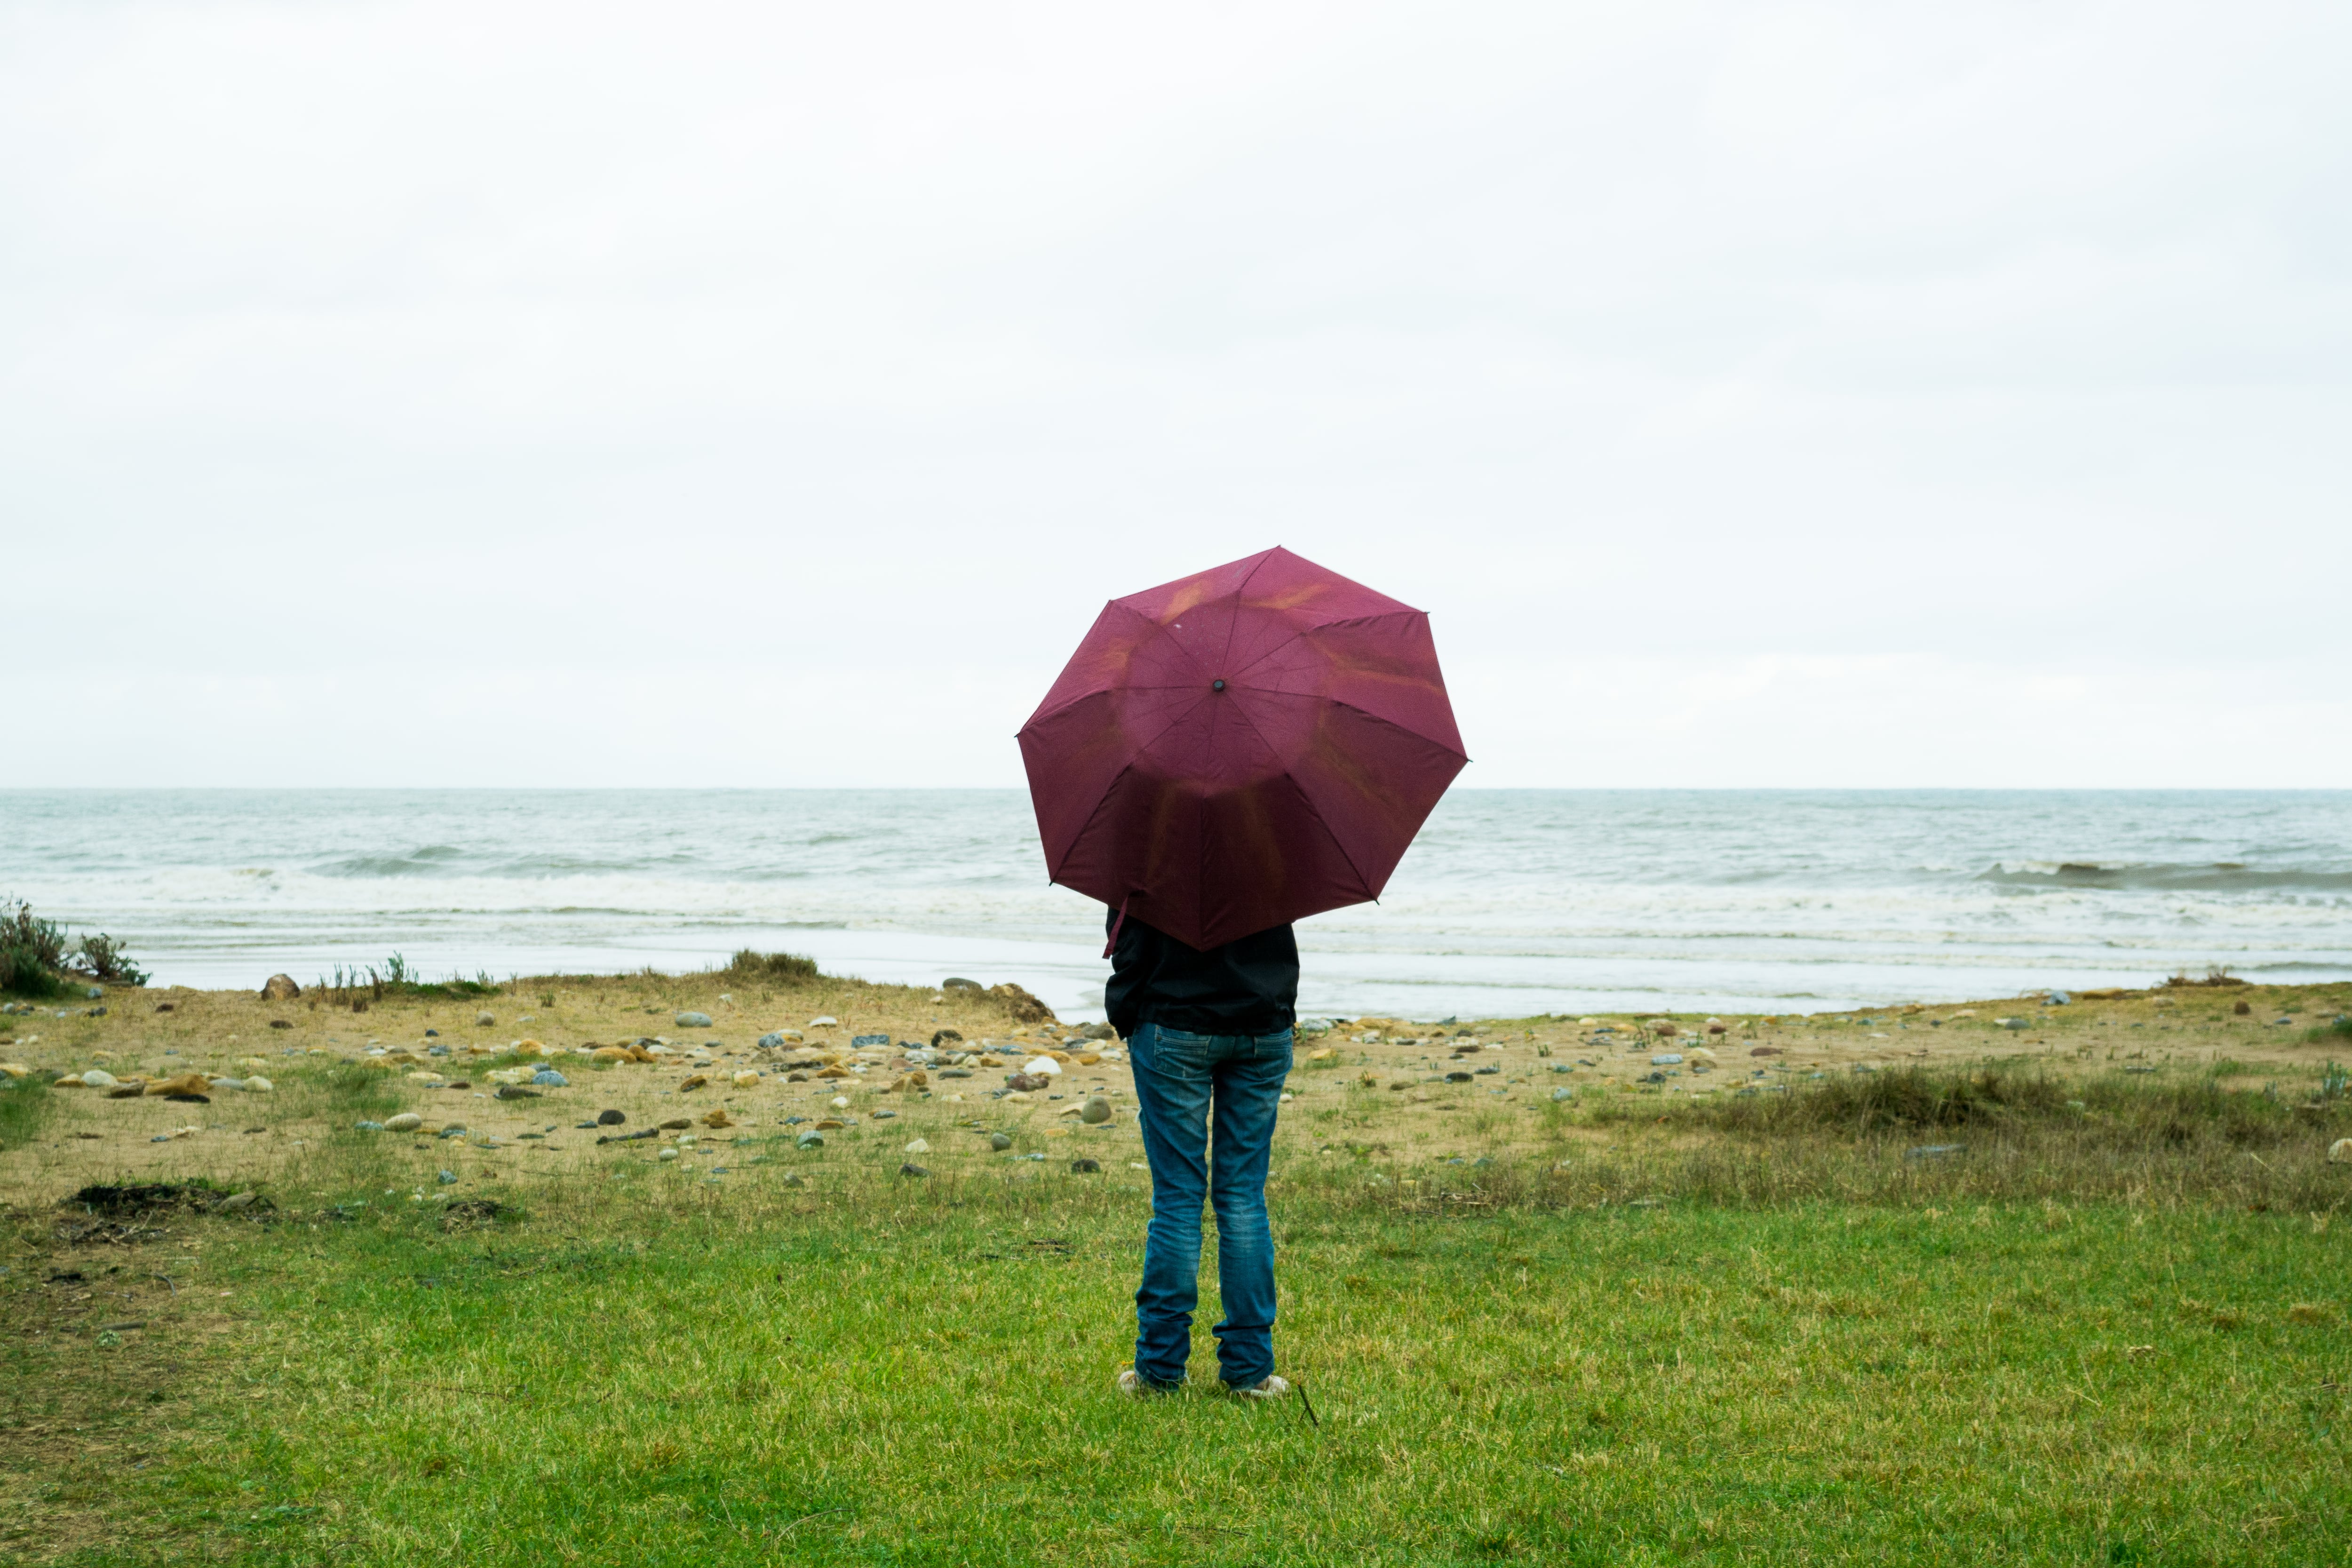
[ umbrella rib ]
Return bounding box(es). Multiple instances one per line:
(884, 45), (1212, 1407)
(1218, 691), (1381, 906)
(1223, 608), (1428, 687)
(1035, 691), (1217, 870)
(1023, 602), (1213, 729)
(1229, 687), (1471, 763)
(1214, 549), (1280, 681)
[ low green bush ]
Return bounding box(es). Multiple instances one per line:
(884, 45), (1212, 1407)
(727, 948), (822, 983)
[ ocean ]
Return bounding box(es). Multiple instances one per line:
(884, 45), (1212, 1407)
(3, 790), (2347, 1022)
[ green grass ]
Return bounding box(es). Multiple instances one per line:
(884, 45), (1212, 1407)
(2303, 1015), (2352, 1046)
(0, 1075), (53, 1151)
(7, 1140), (2351, 1565)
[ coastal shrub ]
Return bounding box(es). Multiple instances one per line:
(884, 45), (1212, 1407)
(1583, 1065), (2340, 1152)
(1606, 1066), (2074, 1135)
(69, 930), (150, 986)
(726, 948), (821, 983)
(0, 898), (70, 995)
(0, 944), (64, 998)
(0, 899), (69, 971)
(0, 898), (147, 991)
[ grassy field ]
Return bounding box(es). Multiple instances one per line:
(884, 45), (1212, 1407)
(3, 967), (2349, 1565)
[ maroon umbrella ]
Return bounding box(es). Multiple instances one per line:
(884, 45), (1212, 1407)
(1018, 546), (1468, 952)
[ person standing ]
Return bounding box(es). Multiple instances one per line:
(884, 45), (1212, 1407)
(1105, 905), (1297, 1398)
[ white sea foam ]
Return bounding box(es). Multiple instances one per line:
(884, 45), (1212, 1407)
(4, 788), (2347, 1020)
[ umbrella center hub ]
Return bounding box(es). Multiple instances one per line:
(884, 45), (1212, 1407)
(1211, 678), (1226, 692)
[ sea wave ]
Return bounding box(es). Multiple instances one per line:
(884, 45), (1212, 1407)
(1977, 861), (2352, 893)
(8, 787), (2351, 1014)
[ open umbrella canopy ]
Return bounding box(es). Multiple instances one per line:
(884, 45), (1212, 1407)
(1018, 546), (1468, 951)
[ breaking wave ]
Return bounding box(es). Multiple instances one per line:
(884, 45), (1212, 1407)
(1977, 861), (2352, 894)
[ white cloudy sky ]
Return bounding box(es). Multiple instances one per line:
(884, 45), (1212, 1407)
(3, 0), (2346, 789)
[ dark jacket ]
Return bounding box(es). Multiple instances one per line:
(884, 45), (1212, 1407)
(1104, 909), (1298, 1041)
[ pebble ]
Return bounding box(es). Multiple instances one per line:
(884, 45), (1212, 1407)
(904, 1138), (930, 1154)
(990, 1132), (1013, 1151)
(1443, 1072), (1473, 1083)
(676, 1011), (714, 1028)
(872, 1108), (898, 1120)
(1070, 1158), (1102, 1173)
(597, 1109), (627, 1125)
(795, 1131), (825, 1149)
(1907, 1144), (1966, 1159)
(852, 1033), (889, 1048)
(385, 1113), (424, 1132)
(438, 1126), (469, 1139)
(1081, 1095), (1112, 1124)
(815, 1118), (846, 1130)
(830, 1095), (850, 1110)
(781, 1172), (806, 1186)
(437, 1170), (458, 1184)
(899, 1162), (931, 1177)
(2329, 1138), (2352, 1165)
(476, 1012), (494, 1027)
(732, 1071), (761, 1088)
(354, 1120), (386, 1131)
(658, 1147), (680, 1161)
(1024, 1056), (1064, 1077)
(219, 1192), (259, 1211)
(80, 1068), (118, 1088)
(1652, 1053), (1683, 1066)
(495, 1086), (540, 1100)
(1552, 1086), (1574, 1102)
(533, 1070), (570, 1087)
(809, 1016), (838, 1028)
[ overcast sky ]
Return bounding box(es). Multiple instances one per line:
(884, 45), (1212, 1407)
(3, 0), (2346, 789)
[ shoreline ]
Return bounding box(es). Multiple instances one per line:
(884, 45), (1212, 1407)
(5, 963), (2346, 1204)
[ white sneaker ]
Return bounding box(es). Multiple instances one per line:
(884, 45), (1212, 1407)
(1232, 1374), (1290, 1399)
(1117, 1369), (1149, 1397)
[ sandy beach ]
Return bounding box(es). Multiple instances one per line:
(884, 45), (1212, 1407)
(7, 963), (2346, 1203)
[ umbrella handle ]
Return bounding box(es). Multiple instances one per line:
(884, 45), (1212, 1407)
(1102, 892), (1133, 959)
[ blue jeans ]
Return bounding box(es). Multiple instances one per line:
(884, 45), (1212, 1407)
(1125, 1020), (1293, 1389)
